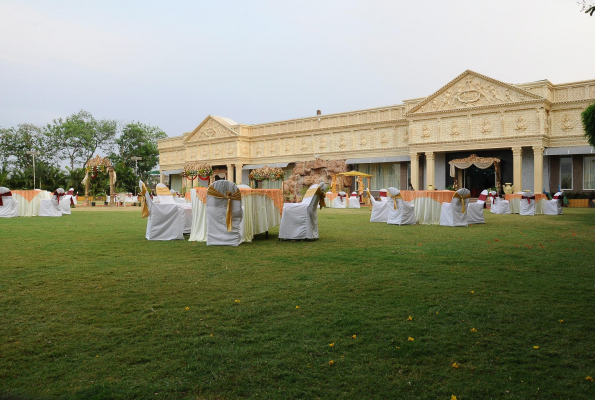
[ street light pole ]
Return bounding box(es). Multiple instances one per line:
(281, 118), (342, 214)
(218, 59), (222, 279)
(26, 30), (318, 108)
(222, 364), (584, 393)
(26, 150), (40, 189)
(131, 156), (143, 176)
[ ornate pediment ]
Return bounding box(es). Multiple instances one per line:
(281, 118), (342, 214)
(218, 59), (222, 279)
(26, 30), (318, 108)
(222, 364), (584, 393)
(407, 70), (544, 115)
(184, 116), (239, 143)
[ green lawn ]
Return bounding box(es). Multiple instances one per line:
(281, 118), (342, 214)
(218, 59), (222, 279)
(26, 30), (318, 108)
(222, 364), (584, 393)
(1, 208), (594, 399)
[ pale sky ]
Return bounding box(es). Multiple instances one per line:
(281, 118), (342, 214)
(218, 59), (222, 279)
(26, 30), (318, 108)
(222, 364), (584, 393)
(1, 0), (594, 137)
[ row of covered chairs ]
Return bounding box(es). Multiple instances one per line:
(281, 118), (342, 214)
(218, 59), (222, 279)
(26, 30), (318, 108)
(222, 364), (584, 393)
(142, 180), (328, 245)
(333, 191), (361, 209)
(0, 187), (75, 218)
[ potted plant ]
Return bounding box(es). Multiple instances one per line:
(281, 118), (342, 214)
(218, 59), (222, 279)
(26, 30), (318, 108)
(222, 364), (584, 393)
(567, 192), (590, 207)
(90, 187), (97, 206)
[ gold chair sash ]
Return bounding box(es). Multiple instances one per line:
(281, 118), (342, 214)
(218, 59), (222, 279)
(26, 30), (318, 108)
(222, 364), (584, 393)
(156, 186), (172, 196)
(390, 193), (402, 210)
(452, 192), (471, 213)
(303, 186), (326, 208)
(139, 182), (150, 218)
(207, 185), (242, 232)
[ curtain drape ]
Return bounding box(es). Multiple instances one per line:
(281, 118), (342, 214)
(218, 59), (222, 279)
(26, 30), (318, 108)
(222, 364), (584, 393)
(356, 163), (401, 190)
(584, 155), (595, 190)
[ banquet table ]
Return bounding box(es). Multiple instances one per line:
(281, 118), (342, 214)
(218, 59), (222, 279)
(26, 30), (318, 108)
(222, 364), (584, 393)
(11, 190), (52, 216)
(325, 192), (338, 208)
(505, 193), (547, 214)
(400, 190), (456, 225)
(189, 188), (283, 242)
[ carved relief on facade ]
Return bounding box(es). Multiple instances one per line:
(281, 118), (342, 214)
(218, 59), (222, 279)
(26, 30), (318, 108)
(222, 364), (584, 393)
(560, 113), (578, 131)
(196, 119), (236, 141)
(570, 87), (584, 101)
(480, 118), (494, 134)
(515, 115), (528, 131)
(227, 143), (234, 157)
(269, 140), (278, 155)
(213, 146), (221, 158)
(317, 135), (328, 151)
(255, 143), (263, 156)
(338, 133), (348, 150)
(422, 123), (434, 139)
(283, 138), (292, 154)
(359, 130), (369, 147)
(241, 142), (249, 157)
(590, 85), (595, 99)
(380, 130), (389, 145)
(450, 121), (461, 136)
(412, 74), (538, 114)
(555, 89), (568, 102)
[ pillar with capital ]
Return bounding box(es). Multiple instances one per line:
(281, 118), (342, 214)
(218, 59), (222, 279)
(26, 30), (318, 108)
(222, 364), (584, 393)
(533, 146), (544, 194)
(410, 153), (419, 190)
(227, 164), (234, 182)
(425, 151), (435, 190)
(512, 147), (523, 192)
(235, 164), (243, 184)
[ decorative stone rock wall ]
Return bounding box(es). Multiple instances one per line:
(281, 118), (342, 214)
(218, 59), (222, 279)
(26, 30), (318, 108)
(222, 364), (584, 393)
(283, 159), (351, 195)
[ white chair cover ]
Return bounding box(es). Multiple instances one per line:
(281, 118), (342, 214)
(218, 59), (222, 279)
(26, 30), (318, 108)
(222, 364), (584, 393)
(67, 189), (78, 205)
(369, 190), (391, 223)
(440, 188), (470, 227)
(520, 191), (536, 216)
(386, 187), (416, 225)
(279, 182), (327, 240)
(468, 189), (487, 224)
(39, 188), (64, 217)
(156, 183), (176, 204)
(0, 187), (19, 218)
(544, 192), (564, 215)
(61, 188), (74, 215)
(489, 191), (511, 214)
(334, 191), (347, 208)
(237, 184), (251, 189)
(206, 180), (244, 246)
(141, 181), (184, 240)
(348, 192), (360, 208)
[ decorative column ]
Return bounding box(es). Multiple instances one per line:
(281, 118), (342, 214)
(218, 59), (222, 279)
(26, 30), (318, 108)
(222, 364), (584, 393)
(425, 151), (435, 190)
(109, 169), (115, 205)
(512, 147), (523, 192)
(533, 146), (544, 194)
(538, 108), (545, 136)
(235, 164), (243, 184)
(227, 164), (234, 182)
(410, 153), (419, 190)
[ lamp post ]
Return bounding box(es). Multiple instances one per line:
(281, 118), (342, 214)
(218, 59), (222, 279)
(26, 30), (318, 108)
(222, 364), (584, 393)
(131, 156), (143, 176)
(26, 150), (41, 189)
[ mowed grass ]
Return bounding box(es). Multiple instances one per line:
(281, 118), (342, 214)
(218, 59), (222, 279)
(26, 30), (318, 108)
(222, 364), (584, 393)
(1, 207), (594, 399)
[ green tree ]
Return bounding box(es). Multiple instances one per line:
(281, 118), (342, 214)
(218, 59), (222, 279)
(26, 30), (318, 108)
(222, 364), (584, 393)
(0, 124), (56, 170)
(46, 110), (118, 170)
(110, 122), (167, 182)
(582, 101), (595, 148)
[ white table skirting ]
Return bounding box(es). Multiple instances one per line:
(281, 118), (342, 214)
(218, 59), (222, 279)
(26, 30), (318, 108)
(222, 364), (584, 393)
(13, 191), (52, 217)
(189, 189), (281, 243)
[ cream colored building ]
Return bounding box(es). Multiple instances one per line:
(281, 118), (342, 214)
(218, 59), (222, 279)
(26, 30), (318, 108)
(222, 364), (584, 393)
(158, 70), (595, 196)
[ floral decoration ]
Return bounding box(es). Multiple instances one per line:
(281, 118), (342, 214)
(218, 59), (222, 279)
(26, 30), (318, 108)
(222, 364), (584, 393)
(249, 165), (284, 181)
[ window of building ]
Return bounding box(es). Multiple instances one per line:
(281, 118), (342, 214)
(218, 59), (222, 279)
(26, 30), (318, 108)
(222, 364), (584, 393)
(560, 156), (573, 190)
(356, 163), (401, 190)
(584, 155), (595, 190)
